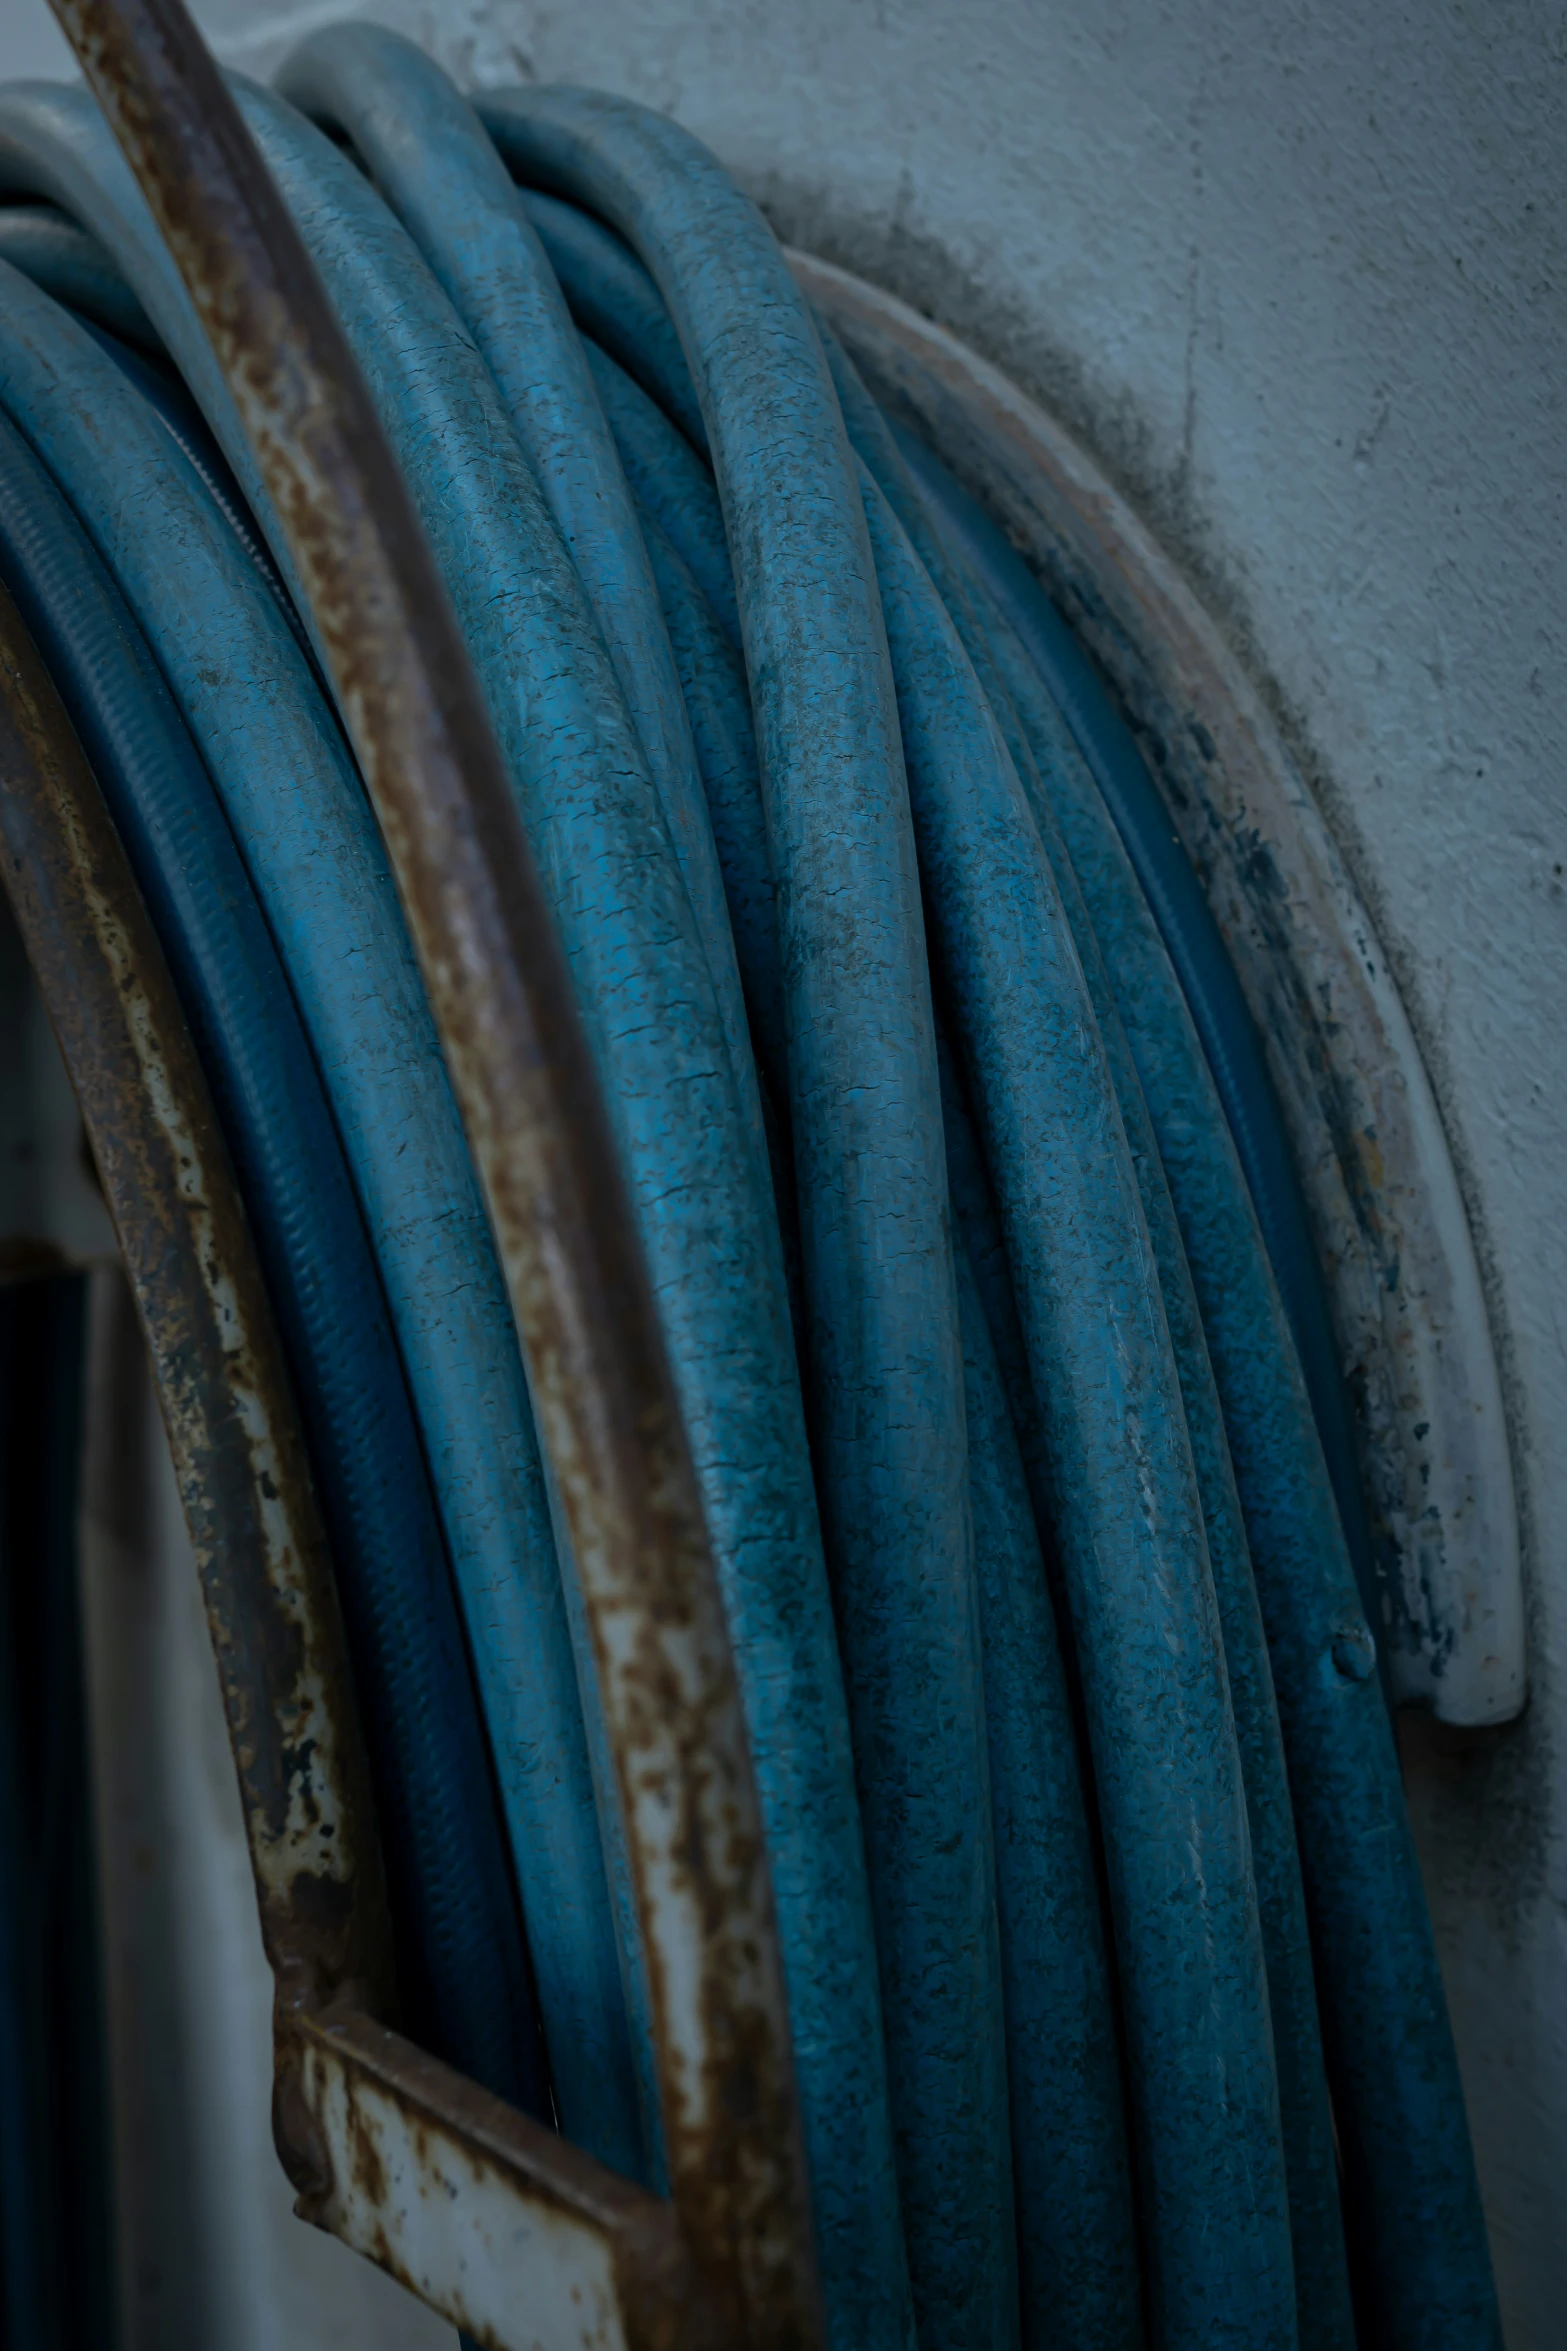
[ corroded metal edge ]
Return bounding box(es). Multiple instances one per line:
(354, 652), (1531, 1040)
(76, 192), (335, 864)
(793, 248), (1524, 1728)
(0, 571), (389, 2051)
(294, 2006), (721, 2351)
(0, 570), (712, 2351)
(48, 5), (821, 2342)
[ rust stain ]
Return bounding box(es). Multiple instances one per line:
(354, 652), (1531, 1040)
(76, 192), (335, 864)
(0, 574), (392, 2076)
(299, 2006), (725, 2351)
(343, 2085), (389, 2211)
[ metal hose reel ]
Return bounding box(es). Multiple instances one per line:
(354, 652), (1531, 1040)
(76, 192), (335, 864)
(0, 6), (1520, 2347)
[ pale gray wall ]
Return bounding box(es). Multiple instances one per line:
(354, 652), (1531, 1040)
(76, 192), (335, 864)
(4, 0), (1562, 2341)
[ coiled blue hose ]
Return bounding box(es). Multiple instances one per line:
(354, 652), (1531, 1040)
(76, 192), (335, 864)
(0, 33), (1502, 2351)
(0, 198), (155, 347)
(883, 437), (1386, 1662)
(0, 239), (640, 2175)
(873, 433), (1486, 2336)
(495, 158), (1382, 1677)
(64, 311), (327, 683)
(0, 403), (544, 2113)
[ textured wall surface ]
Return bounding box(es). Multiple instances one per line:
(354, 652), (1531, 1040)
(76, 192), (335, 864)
(3, 0), (1562, 2341)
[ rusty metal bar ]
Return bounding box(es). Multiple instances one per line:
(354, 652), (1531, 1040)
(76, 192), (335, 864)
(0, 567), (386, 2070)
(44, 5), (820, 2343)
(293, 2005), (720, 2351)
(0, 572), (718, 2351)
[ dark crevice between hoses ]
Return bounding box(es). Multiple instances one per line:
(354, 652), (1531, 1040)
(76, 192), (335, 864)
(0, 1272), (116, 2351)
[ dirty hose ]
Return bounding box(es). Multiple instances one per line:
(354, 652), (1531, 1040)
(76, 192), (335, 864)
(0, 24), (1498, 2351)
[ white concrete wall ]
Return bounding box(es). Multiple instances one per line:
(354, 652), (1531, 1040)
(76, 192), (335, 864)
(4, 0), (1561, 2340)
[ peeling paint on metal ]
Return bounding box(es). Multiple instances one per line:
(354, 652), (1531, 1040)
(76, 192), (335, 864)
(296, 2006), (721, 2351)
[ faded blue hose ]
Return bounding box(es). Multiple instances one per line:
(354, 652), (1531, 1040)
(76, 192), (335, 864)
(0, 198), (156, 347)
(276, 25), (757, 1143)
(492, 155), (1380, 1675)
(600, 319), (1150, 2344)
(858, 439), (1293, 2346)
(954, 1236), (1142, 2347)
(478, 74), (1014, 2351)
(239, 63), (916, 2341)
(888, 427), (1384, 1655)
(520, 182), (706, 450)
(0, 46), (1505, 2351)
(0, 401), (544, 2112)
(587, 254), (1147, 2351)
(885, 430), (1493, 2348)
(824, 334), (1353, 2348)
(0, 246), (641, 2177)
(66, 312), (325, 682)
(0, 67), (918, 2348)
(469, 141), (1496, 2350)
(582, 340), (742, 647)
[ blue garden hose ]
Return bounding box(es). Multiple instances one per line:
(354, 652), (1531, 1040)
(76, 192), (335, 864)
(0, 199), (155, 347)
(875, 429), (1487, 2343)
(487, 154), (1381, 1674)
(0, 39), (1503, 2351)
(0, 240), (642, 2177)
(886, 429), (1384, 1653)
(477, 72), (1021, 2351)
(242, 63), (914, 2334)
(64, 311), (326, 682)
(582, 339), (743, 647)
(275, 27), (757, 1146)
(953, 1234), (1141, 2346)
(823, 334), (1353, 2344)
(520, 182), (707, 451)
(453, 145), (1490, 2346)
(0, 403), (545, 2115)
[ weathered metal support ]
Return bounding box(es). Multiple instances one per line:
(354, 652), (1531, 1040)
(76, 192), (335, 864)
(44, 4), (820, 2344)
(0, 573), (720, 2351)
(293, 2006), (720, 2351)
(0, 571), (386, 2028)
(796, 249), (1523, 1729)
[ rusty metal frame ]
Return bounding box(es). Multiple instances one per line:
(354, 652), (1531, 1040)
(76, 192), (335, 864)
(29, 4), (821, 2344)
(0, 572), (388, 2034)
(794, 248), (1524, 1730)
(0, 575), (724, 2351)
